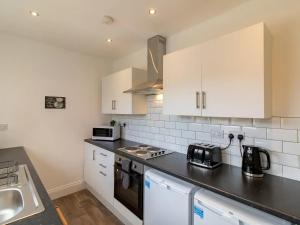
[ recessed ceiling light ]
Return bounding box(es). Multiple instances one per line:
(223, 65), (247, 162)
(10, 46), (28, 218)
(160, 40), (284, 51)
(106, 38), (112, 43)
(149, 8), (156, 15)
(29, 10), (39, 17)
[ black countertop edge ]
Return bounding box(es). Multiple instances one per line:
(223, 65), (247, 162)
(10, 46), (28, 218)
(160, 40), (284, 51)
(0, 147), (63, 225)
(85, 139), (300, 224)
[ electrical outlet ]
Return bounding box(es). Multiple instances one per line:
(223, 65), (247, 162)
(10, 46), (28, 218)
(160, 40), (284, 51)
(0, 124), (8, 131)
(238, 132), (245, 139)
(211, 130), (224, 139)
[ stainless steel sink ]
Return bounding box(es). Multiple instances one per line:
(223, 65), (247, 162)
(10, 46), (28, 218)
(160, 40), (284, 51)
(0, 165), (45, 225)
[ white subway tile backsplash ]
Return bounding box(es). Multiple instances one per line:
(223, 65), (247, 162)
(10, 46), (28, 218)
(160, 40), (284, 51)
(188, 123), (203, 132)
(182, 130), (196, 139)
(165, 121), (176, 129)
(154, 121), (165, 128)
(281, 118), (300, 129)
(147, 120), (155, 126)
(170, 129), (182, 137)
(169, 115), (180, 122)
(265, 163), (283, 177)
(175, 137), (188, 145)
(253, 117), (281, 128)
(283, 166), (300, 181)
(159, 114), (170, 121)
(221, 125), (242, 134)
(242, 127), (267, 139)
(150, 114), (160, 120)
(179, 116), (195, 123)
(222, 153), (231, 164)
(115, 95), (300, 181)
(254, 139), (283, 152)
(159, 128), (170, 135)
(196, 132), (212, 142)
(283, 142), (300, 155)
(165, 136), (176, 144)
(230, 155), (242, 168)
(211, 117), (230, 125)
(270, 152), (300, 168)
(195, 117), (211, 124)
(150, 127), (159, 133)
(267, 128), (298, 142)
(175, 122), (188, 130)
(154, 134), (165, 141)
(228, 146), (242, 156)
(230, 118), (253, 126)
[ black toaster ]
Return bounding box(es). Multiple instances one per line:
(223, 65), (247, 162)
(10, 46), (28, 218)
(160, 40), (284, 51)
(187, 143), (222, 169)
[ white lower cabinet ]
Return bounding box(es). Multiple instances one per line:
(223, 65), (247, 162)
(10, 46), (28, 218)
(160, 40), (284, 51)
(84, 143), (114, 205)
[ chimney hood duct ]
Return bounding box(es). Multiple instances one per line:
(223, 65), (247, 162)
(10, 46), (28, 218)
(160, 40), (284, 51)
(124, 35), (166, 95)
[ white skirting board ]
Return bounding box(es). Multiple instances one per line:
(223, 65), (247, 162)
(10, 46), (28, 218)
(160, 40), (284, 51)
(48, 179), (85, 200)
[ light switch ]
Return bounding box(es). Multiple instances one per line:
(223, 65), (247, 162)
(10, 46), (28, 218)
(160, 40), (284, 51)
(0, 124), (8, 131)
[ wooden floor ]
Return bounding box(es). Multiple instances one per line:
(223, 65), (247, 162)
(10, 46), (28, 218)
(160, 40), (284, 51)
(54, 189), (124, 225)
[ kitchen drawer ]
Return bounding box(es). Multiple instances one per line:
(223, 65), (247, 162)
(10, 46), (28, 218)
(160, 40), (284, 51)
(95, 148), (114, 165)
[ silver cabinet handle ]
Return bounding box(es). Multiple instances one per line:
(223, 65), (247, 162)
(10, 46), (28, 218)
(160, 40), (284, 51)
(196, 92), (200, 109)
(112, 100), (116, 110)
(202, 91), (206, 109)
(99, 171), (107, 176)
(92, 150), (95, 160)
(100, 153), (108, 157)
(99, 163), (107, 168)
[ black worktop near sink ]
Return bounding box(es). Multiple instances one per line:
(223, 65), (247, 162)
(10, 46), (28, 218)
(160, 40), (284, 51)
(0, 147), (62, 225)
(86, 138), (300, 224)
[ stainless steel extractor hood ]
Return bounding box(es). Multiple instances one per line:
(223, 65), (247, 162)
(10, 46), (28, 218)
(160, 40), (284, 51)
(124, 35), (166, 95)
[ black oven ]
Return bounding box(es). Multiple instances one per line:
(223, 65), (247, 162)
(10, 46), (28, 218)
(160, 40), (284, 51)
(114, 155), (144, 220)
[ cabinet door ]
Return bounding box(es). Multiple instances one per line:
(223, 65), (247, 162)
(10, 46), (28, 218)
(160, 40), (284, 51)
(102, 75), (115, 114)
(163, 46), (202, 116)
(84, 144), (97, 190)
(201, 23), (268, 118)
(113, 68), (133, 114)
(97, 165), (114, 205)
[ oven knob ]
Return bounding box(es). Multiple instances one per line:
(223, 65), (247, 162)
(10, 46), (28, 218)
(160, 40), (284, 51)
(133, 165), (137, 169)
(162, 151), (165, 154)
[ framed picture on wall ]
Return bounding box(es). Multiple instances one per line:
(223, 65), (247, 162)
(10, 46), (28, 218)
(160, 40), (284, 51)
(45, 96), (66, 109)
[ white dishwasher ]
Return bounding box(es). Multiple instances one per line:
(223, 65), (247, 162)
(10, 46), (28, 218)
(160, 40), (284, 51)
(144, 169), (198, 225)
(193, 188), (291, 225)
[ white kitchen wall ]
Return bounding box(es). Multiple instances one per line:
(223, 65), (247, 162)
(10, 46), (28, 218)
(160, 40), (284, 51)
(111, 0), (300, 181)
(0, 33), (111, 198)
(113, 95), (300, 181)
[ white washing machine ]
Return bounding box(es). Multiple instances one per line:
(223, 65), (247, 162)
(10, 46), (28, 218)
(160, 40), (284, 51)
(193, 188), (291, 225)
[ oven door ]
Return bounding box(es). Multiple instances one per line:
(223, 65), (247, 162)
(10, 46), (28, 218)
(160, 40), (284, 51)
(114, 164), (143, 219)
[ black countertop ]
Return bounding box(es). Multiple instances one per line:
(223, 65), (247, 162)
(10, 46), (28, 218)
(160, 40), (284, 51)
(86, 139), (300, 224)
(0, 147), (62, 225)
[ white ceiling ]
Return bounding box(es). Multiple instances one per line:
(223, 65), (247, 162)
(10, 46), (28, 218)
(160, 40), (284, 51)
(0, 0), (248, 59)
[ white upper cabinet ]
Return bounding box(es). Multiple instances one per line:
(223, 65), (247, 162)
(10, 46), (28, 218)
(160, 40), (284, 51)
(163, 23), (272, 118)
(102, 68), (147, 114)
(163, 46), (202, 116)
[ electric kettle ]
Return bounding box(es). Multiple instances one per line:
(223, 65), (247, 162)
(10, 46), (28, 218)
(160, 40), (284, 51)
(242, 145), (270, 177)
